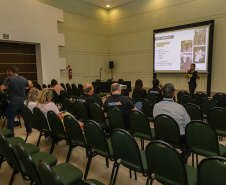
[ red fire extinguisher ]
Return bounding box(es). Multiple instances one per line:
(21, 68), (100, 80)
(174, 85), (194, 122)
(68, 65), (72, 79)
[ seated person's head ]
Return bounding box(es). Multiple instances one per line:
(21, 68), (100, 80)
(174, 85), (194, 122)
(37, 88), (53, 104)
(111, 83), (121, 95)
(26, 87), (40, 105)
(51, 79), (58, 87)
(152, 79), (160, 87)
(135, 79), (143, 89)
(83, 84), (94, 95)
(162, 83), (175, 99)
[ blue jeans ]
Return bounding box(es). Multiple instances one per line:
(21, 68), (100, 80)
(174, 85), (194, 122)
(135, 102), (142, 111)
(6, 104), (32, 134)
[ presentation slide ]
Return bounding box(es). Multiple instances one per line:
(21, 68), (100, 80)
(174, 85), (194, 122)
(154, 25), (210, 73)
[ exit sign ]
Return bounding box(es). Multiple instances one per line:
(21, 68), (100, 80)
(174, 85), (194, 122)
(3, 34), (9, 39)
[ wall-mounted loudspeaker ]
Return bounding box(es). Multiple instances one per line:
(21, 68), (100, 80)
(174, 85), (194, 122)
(109, 61), (114, 69)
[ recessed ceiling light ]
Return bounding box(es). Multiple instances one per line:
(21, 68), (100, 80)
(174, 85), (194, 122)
(106, 4), (110, 7)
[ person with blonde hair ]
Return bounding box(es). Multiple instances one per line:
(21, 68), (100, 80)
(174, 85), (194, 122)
(25, 87), (40, 112)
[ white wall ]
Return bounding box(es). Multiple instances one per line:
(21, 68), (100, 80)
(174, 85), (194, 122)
(0, 0), (65, 84)
(108, 0), (226, 93)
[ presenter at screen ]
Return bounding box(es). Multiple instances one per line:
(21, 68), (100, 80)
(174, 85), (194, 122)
(185, 64), (200, 97)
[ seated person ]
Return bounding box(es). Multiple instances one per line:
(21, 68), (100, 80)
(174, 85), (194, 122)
(153, 83), (190, 141)
(148, 79), (163, 102)
(104, 83), (141, 129)
(50, 79), (64, 95)
(133, 79), (147, 98)
(24, 87), (40, 112)
(79, 84), (98, 117)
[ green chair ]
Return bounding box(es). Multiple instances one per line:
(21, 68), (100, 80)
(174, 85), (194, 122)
(0, 134), (39, 185)
(62, 98), (76, 116)
(132, 92), (142, 103)
(21, 104), (37, 142)
(145, 140), (197, 185)
(72, 83), (80, 99)
(16, 143), (57, 185)
(33, 107), (52, 147)
(198, 156), (226, 185)
(186, 121), (226, 167)
(179, 95), (195, 106)
(184, 103), (203, 121)
(107, 106), (127, 130)
(37, 161), (83, 185)
(177, 90), (190, 102)
(64, 115), (88, 163)
(92, 94), (103, 107)
(78, 84), (84, 95)
(129, 110), (155, 149)
(52, 89), (61, 105)
(60, 83), (67, 91)
(208, 107), (226, 140)
(47, 111), (67, 154)
(74, 101), (89, 123)
(89, 103), (109, 130)
(213, 93), (226, 108)
(145, 93), (157, 106)
(194, 92), (207, 106)
(110, 129), (148, 185)
(0, 128), (13, 138)
(60, 90), (70, 101)
(139, 98), (154, 122)
(154, 114), (184, 149)
(83, 120), (115, 181)
(200, 97), (217, 118)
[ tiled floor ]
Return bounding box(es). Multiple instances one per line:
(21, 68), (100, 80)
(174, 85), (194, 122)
(0, 121), (225, 185)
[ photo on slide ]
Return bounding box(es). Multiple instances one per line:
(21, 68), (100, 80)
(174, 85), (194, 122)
(194, 28), (207, 46)
(193, 46), (206, 63)
(181, 40), (192, 52)
(180, 53), (192, 70)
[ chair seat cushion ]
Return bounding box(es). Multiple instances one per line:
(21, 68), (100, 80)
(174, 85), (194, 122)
(0, 128), (13, 138)
(31, 152), (57, 167)
(185, 165), (198, 185)
(219, 144), (226, 156)
(52, 163), (83, 185)
(135, 132), (151, 141)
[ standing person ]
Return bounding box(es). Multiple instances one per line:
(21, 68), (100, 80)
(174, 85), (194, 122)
(50, 79), (64, 95)
(186, 64), (200, 97)
(133, 79), (147, 98)
(0, 66), (31, 134)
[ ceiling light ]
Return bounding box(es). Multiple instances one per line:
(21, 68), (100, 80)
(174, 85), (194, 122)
(106, 4), (110, 8)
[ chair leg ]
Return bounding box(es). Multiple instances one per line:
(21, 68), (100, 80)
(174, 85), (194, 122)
(140, 138), (144, 150)
(110, 161), (117, 185)
(129, 169), (132, 178)
(84, 154), (93, 180)
(106, 158), (109, 168)
(49, 140), (56, 154)
(9, 169), (17, 185)
(0, 156), (5, 168)
(112, 163), (120, 185)
(134, 171), (137, 180)
(36, 132), (42, 147)
(66, 145), (73, 163)
(192, 153), (194, 167)
(2, 118), (6, 128)
(25, 133), (29, 143)
(196, 154), (199, 167)
(146, 177), (149, 185)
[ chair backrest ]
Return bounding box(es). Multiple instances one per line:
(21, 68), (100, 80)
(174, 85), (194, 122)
(177, 90), (190, 102)
(89, 103), (107, 129)
(60, 90), (69, 101)
(16, 143), (42, 185)
(74, 101), (89, 123)
(139, 98), (153, 118)
(92, 94), (103, 107)
(33, 107), (50, 132)
(132, 92), (142, 103)
(186, 121), (220, 156)
(154, 114), (181, 147)
(200, 97), (217, 115)
(118, 78), (124, 82)
(213, 93), (226, 108)
(93, 84), (100, 94)
(107, 107), (127, 130)
(52, 89), (61, 104)
(84, 120), (111, 158)
(21, 104), (37, 129)
(198, 156), (226, 185)
(47, 111), (66, 139)
(62, 98), (76, 116)
(184, 103), (203, 121)
(208, 107), (226, 132)
(194, 92), (207, 106)
(78, 84), (84, 94)
(37, 161), (64, 185)
(179, 95), (195, 105)
(66, 83), (71, 91)
(146, 141), (189, 185)
(145, 93), (157, 106)
(60, 83), (66, 91)
(129, 110), (153, 140)
(42, 84), (47, 89)
(110, 129), (146, 174)
(36, 84), (43, 91)
(64, 115), (86, 148)
(72, 84), (80, 97)
(48, 84), (51, 88)
(95, 79), (101, 82)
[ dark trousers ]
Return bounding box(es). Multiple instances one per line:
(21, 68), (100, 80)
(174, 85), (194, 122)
(189, 83), (196, 98)
(6, 104), (31, 134)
